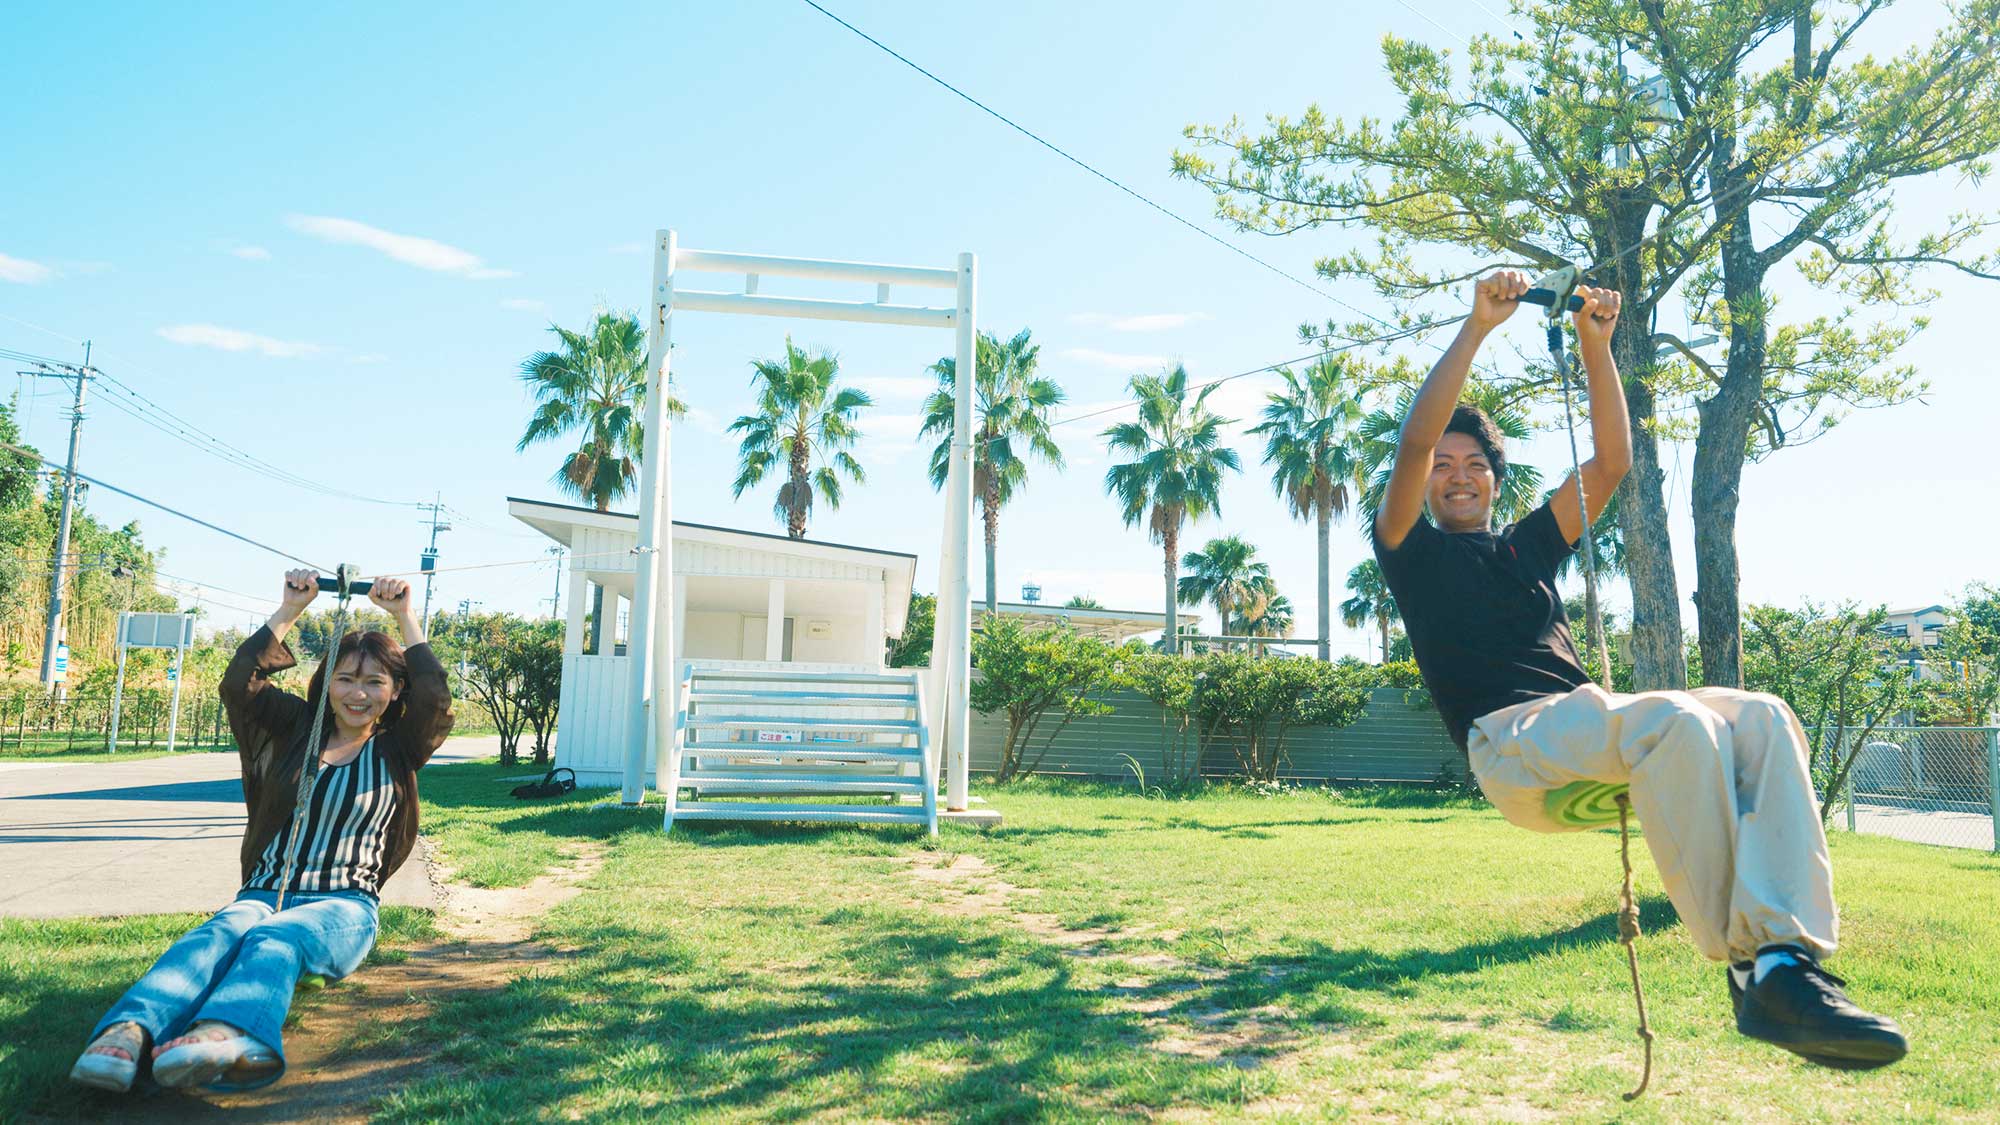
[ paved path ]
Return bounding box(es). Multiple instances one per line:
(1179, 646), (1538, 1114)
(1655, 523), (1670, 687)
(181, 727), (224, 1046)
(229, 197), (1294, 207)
(0, 736), (501, 919)
(1849, 799), (1996, 853)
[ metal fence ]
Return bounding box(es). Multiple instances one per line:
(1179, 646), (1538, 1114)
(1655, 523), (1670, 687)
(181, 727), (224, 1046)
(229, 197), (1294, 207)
(968, 686), (1466, 787)
(0, 689), (231, 755)
(1819, 725), (1999, 853)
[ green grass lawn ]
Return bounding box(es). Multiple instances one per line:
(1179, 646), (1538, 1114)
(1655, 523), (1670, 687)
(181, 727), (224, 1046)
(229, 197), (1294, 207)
(6, 761), (1997, 1122)
(394, 765), (2000, 1122)
(0, 742), (235, 764)
(0, 908), (438, 1116)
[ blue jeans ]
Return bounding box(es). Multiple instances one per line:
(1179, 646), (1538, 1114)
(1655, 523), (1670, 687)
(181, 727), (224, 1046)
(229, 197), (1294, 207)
(90, 889), (378, 1084)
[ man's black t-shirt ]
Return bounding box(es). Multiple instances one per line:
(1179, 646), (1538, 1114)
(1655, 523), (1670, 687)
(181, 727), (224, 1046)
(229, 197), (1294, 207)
(1371, 501), (1591, 748)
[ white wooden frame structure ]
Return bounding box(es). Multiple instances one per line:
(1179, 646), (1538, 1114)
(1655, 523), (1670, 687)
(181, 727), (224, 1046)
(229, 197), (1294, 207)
(624, 230), (976, 820)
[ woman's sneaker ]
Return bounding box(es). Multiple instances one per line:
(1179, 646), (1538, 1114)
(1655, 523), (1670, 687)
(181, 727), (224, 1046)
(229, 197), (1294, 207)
(1735, 951), (1908, 1070)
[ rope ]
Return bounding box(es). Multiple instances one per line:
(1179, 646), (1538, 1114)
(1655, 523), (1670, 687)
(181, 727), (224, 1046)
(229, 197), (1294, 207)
(1548, 298), (1649, 1100)
(1615, 793), (1655, 1100)
(272, 593), (351, 912)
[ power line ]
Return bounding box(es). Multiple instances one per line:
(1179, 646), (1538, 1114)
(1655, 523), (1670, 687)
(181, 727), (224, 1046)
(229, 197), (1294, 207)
(0, 436), (326, 570)
(797, 0), (1354, 313)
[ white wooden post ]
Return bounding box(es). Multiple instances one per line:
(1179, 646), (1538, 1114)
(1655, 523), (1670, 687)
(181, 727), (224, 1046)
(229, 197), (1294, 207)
(164, 621), (188, 752)
(672, 573), (688, 672)
(943, 252), (976, 811)
(107, 613), (128, 754)
(565, 566), (588, 654)
(766, 579), (787, 662)
(864, 579), (885, 670)
(624, 229), (677, 804)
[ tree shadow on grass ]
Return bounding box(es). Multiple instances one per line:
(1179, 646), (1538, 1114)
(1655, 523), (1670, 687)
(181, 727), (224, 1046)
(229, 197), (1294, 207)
(371, 910), (1259, 1123)
(364, 895), (1682, 1123)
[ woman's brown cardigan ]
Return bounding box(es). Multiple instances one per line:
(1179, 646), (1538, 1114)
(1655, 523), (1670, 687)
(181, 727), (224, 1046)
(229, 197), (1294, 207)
(218, 626), (455, 890)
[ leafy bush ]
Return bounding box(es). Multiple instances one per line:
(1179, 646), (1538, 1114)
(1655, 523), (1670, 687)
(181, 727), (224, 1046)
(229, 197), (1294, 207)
(970, 616), (1117, 782)
(1188, 654), (1377, 783)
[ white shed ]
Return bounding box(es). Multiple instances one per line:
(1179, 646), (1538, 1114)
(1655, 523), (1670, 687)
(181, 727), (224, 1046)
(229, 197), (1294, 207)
(508, 496), (917, 787)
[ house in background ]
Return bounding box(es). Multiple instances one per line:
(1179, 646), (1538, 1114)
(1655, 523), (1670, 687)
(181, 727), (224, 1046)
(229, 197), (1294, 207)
(508, 496), (917, 787)
(1881, 605), (1950, 654)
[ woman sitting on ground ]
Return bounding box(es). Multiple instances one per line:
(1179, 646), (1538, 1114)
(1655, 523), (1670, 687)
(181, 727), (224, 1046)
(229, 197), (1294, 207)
(71, 568), (453, 1093)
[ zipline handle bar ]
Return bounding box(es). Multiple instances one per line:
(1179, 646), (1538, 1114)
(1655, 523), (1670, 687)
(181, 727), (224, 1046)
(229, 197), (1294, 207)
(312, 564), (404, 601)
(1520, 265), (1594, 316)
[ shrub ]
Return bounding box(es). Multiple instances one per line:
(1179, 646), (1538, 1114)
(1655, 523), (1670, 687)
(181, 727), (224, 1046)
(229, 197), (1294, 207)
(970, 616), (1117, 783)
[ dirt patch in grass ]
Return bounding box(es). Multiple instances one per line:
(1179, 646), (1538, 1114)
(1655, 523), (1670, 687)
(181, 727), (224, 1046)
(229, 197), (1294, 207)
(899, 850), (1296, 1067)
(66, 840), (607, 1124)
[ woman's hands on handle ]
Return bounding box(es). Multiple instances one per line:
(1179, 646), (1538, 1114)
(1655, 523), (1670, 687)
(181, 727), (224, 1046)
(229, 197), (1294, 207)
(266, 569), (319, 643)
(368, 576), (426, 646)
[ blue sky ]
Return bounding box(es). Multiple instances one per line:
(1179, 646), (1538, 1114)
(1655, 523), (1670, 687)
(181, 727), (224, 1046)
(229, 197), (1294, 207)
(3, 1), (1994, 651)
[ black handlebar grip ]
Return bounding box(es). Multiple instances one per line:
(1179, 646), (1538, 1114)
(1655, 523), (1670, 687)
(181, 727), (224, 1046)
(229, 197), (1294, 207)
(315, 576), (388, 597)
(1522, 287), (1586, 312)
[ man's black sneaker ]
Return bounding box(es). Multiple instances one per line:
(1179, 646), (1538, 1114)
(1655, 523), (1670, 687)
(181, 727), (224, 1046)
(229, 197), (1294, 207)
(1735, 956), (1908, 1070)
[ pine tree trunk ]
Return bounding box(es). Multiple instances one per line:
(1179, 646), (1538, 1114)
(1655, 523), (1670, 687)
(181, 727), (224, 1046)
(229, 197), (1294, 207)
(1604, 236), (1687, 692)
(1316, 498), (1332, 662)
(1691, 159), (1763, 690)
(1163, 522), (1179, 655)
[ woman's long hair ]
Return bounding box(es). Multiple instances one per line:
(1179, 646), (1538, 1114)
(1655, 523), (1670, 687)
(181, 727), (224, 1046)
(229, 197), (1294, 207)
(304, 630), (410, 731)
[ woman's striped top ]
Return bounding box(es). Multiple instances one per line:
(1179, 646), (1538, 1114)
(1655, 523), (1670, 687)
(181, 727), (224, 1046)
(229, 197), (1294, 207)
(243, 739), (398, 899)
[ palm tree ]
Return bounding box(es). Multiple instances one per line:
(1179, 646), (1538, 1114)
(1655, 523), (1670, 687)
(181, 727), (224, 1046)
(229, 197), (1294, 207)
(1064, 595), (1103, 609)
(1178, 535), (1273, 645)
(1340, 559), (1398, 663)
(517, 311), (686, 511)
(517, 311), (686, 652)
(1355, 387), (1544, 528)
(1103, 365), (1240, 654)
(920, 328), (1065, 612)
(1241, 593), (1295, 655)
(1249, 353), (1363, 661)
(730, 337), (871, 539)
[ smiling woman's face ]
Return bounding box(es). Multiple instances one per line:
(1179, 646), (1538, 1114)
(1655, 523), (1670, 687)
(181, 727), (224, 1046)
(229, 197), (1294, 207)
(330, 652), (400, 734)
(1428, 432), (1497, 532)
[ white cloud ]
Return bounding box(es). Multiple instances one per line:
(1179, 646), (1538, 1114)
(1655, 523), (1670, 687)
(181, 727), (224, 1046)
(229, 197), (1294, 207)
(855, 412), (927, 465)
(851, 376), (935, 402)
(1070, 311), (1211, 332)
(0, 252), (54, 284)
(285, 214), (516, 279)
(158, 323), (321, 358)
(681, 406), (727, 435)
(1059, 347), (1170, 371)
(230, 246), (272, 261)
(500, 297), (548, 313)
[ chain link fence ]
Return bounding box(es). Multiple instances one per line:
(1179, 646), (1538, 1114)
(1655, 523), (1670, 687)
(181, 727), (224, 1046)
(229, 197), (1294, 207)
(0, 689), (230, 757)
(1818, 725), (1999, 853)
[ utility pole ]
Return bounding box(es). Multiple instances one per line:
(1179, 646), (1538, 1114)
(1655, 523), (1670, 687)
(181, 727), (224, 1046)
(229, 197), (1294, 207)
(548, 546), (564, 618)
(34, 343), (92, 698)
(418, 492), (450, 633)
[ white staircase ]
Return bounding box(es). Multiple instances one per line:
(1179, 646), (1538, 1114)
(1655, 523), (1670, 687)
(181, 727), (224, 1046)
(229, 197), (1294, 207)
(664, 664), (937, 835)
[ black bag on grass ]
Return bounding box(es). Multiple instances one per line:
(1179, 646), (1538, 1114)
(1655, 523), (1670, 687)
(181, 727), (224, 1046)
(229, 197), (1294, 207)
(511, 767), (577, 800)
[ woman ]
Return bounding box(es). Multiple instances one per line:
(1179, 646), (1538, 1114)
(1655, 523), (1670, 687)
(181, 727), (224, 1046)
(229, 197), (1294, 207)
(70, 568), (454, 1093)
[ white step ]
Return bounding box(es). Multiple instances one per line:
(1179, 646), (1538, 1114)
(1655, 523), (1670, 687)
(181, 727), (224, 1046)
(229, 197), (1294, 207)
(668, 801), (932, 825)
(689, 669), (917, 687)
(680, 741), (923, 763)
(684, 717), (921, 735)
(686, 689), (918, 705)
(681, 772), (928, 794)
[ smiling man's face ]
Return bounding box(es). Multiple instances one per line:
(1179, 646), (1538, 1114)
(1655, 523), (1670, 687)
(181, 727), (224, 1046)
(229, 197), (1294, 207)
(1428, 431), (1497, 532)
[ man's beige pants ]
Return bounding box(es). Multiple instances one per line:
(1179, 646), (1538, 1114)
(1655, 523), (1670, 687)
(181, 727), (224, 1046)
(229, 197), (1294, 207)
(1467, 684), (1837, 964)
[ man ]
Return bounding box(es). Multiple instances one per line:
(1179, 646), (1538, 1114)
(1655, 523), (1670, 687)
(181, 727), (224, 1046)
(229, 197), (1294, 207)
(1370, 270), (1907, 1070)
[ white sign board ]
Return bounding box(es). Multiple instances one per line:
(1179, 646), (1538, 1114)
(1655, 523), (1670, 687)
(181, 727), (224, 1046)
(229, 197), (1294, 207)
(120, 612), (196, 649)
